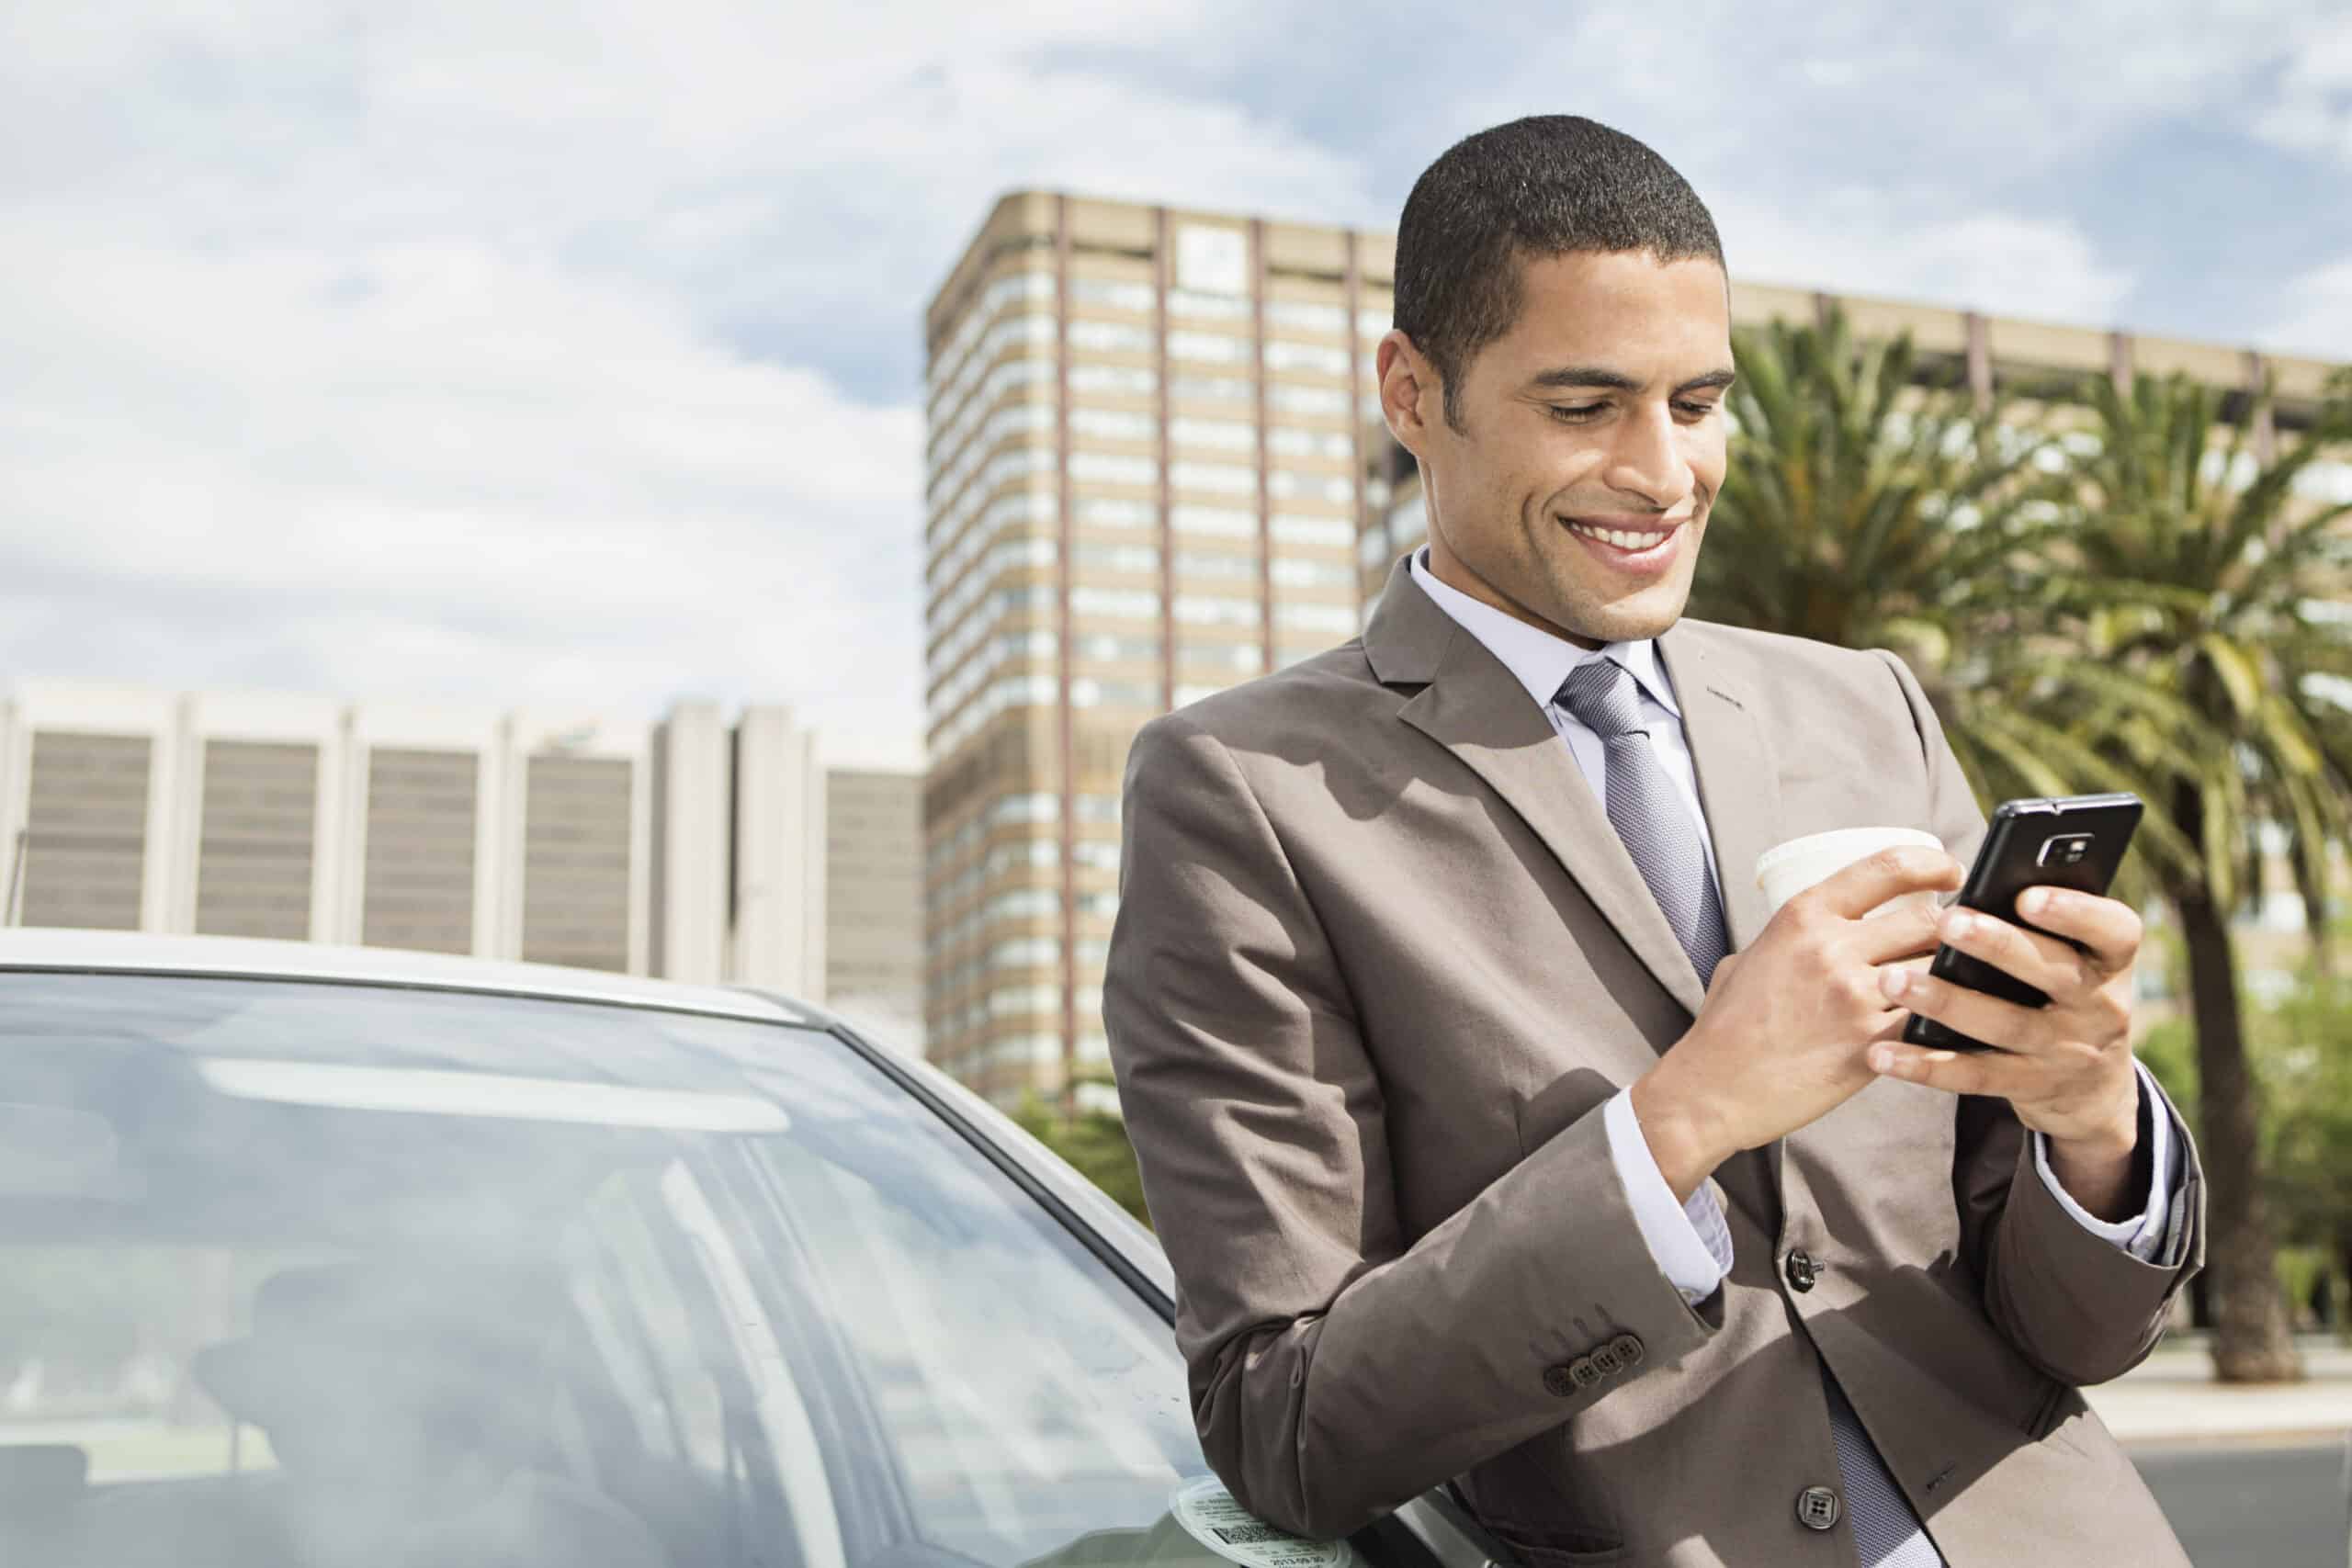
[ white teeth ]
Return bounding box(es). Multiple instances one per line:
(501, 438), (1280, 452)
(1568, 522), (1669, 550)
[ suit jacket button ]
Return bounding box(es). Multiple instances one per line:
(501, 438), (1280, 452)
(1590, 1343), (1623, 1376)
(1795, 1485), (1840, 1530)
(1543, 1364), (1576, 1397)
(1568, 1356), (1603, 1390)
(1610, 1333), (1645, 1368)
(1785, 1249), (1820, 1292)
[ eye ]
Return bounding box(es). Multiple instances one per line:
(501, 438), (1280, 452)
(1544, 403), (1606, 423)
(1673, 401), (1718, 420)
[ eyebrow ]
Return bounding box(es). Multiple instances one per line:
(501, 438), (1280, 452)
(1528, 366), (1737, 395)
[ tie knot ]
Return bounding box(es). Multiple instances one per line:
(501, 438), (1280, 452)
(1554, 658), (1645, 739)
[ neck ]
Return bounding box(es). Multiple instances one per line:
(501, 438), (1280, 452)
(1422, 536), (1606, 651)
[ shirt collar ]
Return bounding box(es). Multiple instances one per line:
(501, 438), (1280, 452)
(1408, 545), (1681, 718)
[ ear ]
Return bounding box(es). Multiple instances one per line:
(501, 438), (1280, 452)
(1377, 330), (1440, 457)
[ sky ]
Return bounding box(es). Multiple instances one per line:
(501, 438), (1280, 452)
(5, 1), (2351, 770)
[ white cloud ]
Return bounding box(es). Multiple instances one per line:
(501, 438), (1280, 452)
(1722, 200), (2135, 327)
(2249, 10), (2352, 162)
(0, 0), (1369, 772)
(2262, 258), (2352, 361)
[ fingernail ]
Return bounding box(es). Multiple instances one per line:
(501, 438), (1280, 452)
(1943, 909), (1973, 940)
(1869, 1046), (1897, 1074)
(2019, 888), (2050, 916)
(1880, 967), (1911, 999)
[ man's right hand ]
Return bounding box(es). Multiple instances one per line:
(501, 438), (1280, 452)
(1630, 845), (1964, 1201)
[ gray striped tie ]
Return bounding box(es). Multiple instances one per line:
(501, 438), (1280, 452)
(1554, 658), (1943, 1568)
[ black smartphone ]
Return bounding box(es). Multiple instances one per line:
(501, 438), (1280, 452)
(1901, 792), (2143, 1054)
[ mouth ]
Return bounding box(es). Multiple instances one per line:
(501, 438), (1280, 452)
(1558, 515), (1687, 577)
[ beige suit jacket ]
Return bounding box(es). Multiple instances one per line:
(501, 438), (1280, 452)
(1102, 555), (2204, 1567)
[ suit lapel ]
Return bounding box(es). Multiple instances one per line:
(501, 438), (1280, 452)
(1657, 621), (1791, 1229)
(1656, 624), (1781, 958)
(1369, 558), (1710, 1020)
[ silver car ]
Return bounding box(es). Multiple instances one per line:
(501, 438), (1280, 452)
(0, 930), (1498, 1568)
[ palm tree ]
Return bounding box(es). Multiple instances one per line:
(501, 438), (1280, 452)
(2046, 367), (2352, 1382)
(1695, 310), (2201, 912)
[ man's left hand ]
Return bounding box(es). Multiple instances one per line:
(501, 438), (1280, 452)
(1864, 886), (2143, 1218)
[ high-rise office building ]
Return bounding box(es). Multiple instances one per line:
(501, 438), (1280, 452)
(826, 768), (925, 1051)
(922, 191), (1401, 1106)
(0, 682), (829, 997)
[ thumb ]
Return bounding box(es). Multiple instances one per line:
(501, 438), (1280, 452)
(1705, 952), (1740, 994)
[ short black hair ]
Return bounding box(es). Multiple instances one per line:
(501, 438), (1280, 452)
(1393, 116), (1724, 429)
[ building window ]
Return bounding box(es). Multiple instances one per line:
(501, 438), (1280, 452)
(1269, 470), (1355, 505)
(1272, 514), (1354, 547)
(985, 793), (1061, 827)
(1169, 461), (1255, 495)
(1269, 427), (1353, 460)
(1073, 543), (1159, 575)
(989, 939), (1061, 970)
(1272, 558), (1355, 589)
(1069, 680), (1160, 709)
(1174, 595), (1261, 627)
(1170, 374), (1254, 404)
(1172, 504), (1256, 538)
(1069, 452), (1158, 487)
(1070, 587), (1161, 620)
(1267, 299), (1347, 333)
(1167, 288), (1250, 321)
(1077, 633), (1162, 663)
(1174, 549), (1259, 580)
(1078, 497), (1154, 529)
(1168, 331), (1248, 365)
(1264, 341), (1351, 377)
(1072, 277), (1156, 311)
(1169, 416), (1257, 452)
(1069, 320), (1152, 355)
(1268, 384), (1350, 417)
(1276, 603), (1358, 635)
(1069, 364), (1157, 398)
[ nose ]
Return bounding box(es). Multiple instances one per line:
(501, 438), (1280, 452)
(1602, 402), (1697, 513)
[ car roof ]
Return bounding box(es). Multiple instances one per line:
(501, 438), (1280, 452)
(0, 927), (828, 1028)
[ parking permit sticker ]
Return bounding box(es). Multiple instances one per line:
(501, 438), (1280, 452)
(1170, 1475), (1358, 1568)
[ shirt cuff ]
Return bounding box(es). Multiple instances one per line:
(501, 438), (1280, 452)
(1603, 1087), (1734, 1303)
(2029, 1058), (2178, 1263)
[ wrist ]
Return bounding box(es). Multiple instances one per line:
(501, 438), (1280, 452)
(1630, 1060), (1728, 1205)
(2044, 1091), (2142, 1222)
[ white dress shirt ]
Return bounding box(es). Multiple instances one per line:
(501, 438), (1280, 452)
(1407, 547), (2178, 1300)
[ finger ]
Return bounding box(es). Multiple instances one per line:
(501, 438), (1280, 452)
(1867, 1040), (2046, 1098)
(1852, 895), (1948, 966)
(1878, 965), (2059, 1056)
(1931, 906), (2095, 1001)
(2011, 886), (2143, 976)
(1810, 845), (1964, 921)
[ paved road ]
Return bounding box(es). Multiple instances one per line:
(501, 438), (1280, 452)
(2133, 1438), (2349, 1567)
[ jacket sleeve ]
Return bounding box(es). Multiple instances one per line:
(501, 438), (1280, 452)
(1871, 648), (2206, 1387)
(1102, 712), (1722, 1540)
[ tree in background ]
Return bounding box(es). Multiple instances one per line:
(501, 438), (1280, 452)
(1012, 1081), (1150, 1225)
(1699, 310), (2352, 1381)
(1694, 310), (2200, 915)
(2050, 369), (2352, 1382)
(2139, 951), (2352, 1340)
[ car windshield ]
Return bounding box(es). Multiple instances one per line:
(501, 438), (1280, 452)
(0, 971), (1270, 1568)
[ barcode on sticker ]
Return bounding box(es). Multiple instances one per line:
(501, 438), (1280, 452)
(1213, 1525), (1291, 1546)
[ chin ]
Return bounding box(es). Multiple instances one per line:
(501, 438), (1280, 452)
(1565, 591), (1689, 646)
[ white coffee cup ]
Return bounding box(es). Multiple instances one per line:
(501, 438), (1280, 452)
(1755, 827), (1948, 921)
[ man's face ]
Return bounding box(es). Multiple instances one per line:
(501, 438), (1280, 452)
(1380, 249), (1734, 649)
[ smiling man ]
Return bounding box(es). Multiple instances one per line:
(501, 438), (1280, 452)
(1102, 117), (2201, 1567)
